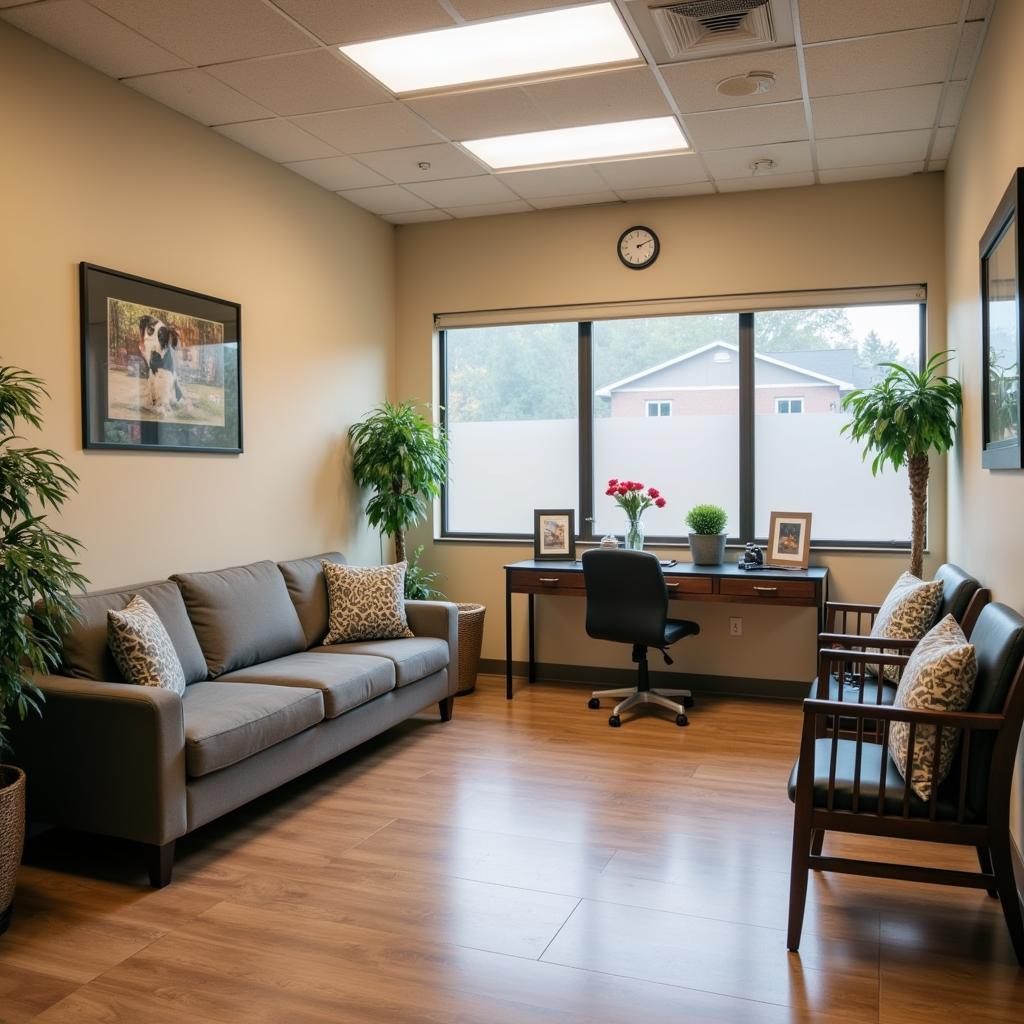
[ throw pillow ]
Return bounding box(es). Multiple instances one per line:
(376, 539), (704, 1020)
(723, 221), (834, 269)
(868, 571), (944, 682)
(107, 595), (187, 697)
(322, 561), (414, 644)
(889, 614), (977, 802)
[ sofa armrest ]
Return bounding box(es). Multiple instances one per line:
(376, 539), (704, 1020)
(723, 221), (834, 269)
(405, 600), (459, 696)
(11, 674), (188, 846)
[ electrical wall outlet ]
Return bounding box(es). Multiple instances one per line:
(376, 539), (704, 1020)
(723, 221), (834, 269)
(729, 617), (743, 637)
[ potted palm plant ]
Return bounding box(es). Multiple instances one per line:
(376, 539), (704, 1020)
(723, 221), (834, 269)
(842, 351), (962, 578)
(0, 367), (87, 936)
(685, 503), (728, 566)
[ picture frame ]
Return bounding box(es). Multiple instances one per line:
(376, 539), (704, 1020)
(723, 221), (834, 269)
(766, 511), (812, 569)
(80, 262), (242, 453)
(980, 169), (1024, 469)
(533, 508), (576, 561)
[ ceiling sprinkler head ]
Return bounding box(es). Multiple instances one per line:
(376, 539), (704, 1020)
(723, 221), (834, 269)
(417, 161), (432, 171)
(750, 158), (776, 175)
(716, 71), (776, 97)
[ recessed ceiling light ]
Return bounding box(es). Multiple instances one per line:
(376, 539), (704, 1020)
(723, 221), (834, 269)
(716, 71), (775, 97)
(339, 2), (641, 97)
(462, 117), (689, 172)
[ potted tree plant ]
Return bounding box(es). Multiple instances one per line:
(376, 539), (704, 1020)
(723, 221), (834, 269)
(0, 366), (87, 935)
(685, 503), (728, 566)
(842, 351), (962, 578)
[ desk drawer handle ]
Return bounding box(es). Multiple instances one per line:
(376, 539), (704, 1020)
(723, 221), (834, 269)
(539, 577), (560, 585)
(753, 585), (778, 594)
(666, 582), (679, 589)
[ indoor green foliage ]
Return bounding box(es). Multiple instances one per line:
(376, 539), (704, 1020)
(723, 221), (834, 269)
(0, 367), (88, 756)
(405, 545), (445, 601)
(685, 503), (728, 536)
(348, 401), (448, 573)
(842, 351), (963, 578)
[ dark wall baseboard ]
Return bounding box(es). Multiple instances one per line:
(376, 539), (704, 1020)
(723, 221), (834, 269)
(479, 659), (808, 700)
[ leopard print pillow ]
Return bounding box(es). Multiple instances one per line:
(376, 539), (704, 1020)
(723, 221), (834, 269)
(869, 571), (944, 682)
(322, 561), (414, 644)
(889, 614), (977, 802)
(107, 595), (186, 696)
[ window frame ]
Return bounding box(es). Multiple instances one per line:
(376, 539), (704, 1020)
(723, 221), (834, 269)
(775, 397), (804, 414)
(438, 300), (926, 550)
(645, 399), (673, 417)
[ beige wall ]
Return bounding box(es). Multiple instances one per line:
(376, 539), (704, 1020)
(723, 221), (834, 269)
(396, 174), (947, 683)
(944, 0), (1024, 848)
(0, 23), (394, 588)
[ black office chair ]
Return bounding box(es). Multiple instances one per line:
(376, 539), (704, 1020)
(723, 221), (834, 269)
(582, 548), (701, 727)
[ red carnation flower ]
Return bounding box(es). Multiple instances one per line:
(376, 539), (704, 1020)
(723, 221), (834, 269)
(605, 487), (616, 495)
(617, 484), (629, 495)
(632, 481), (644, 491)
(608, 478), (618, 487)
(647, 487), (659, 498)
(655, 497), (666, 508)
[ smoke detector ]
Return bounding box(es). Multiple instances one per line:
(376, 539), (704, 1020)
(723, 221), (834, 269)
(717, 71), (775, 96)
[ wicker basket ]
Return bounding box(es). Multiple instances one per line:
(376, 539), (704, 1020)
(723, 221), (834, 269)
(0, 765), (25, 937)
(455, 603), (486, 696)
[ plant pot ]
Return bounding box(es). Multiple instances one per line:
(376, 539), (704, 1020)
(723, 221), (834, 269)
(689, 532), (727, 566)
(455, 603), (486, 696)
(0, 765), (26, 937)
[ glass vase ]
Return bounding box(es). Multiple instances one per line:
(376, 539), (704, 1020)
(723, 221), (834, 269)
(624, 516), (645, 551)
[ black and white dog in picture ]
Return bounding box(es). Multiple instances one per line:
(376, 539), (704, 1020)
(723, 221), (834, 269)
(138, 315), (185, 414)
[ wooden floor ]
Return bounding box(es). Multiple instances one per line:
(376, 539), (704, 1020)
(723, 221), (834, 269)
(3, 678), (1023, 1023)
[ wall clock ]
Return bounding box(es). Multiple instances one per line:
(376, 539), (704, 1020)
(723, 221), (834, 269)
(617, 225), (660, 269)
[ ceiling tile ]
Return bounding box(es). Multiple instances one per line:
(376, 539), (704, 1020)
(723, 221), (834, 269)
(207, 50), (389, 117)
(530, 191), (621, 208)
(967, 0), (993, 19)
(817, 129), (932, 169)
(451, 0), (592, 18)
(283, 155), (388, 190)
(797, 0), (961, 44)
(293, 104), (440, 153)
(89, 0), (312, 65)
(384, 210), (454, 224)
(523, 68), (670, 128)
(407, 88), (552, 140)
(496, 164), (609, 199)
(356, 143), (486, 183)
(272, 0), (454, 46)
(684, 101), (807, 151)
(928, 159), (947, 171)
(702, 140), (812, 179)
(0, 0), (188, 78)
(591, 153), (708, 189)
(811, 85), (942, 139)
(124, 69), (272, 126)
(449, 200), (534, 218)
(614, 182), (715, 200)
(717, 172), (816, 192)
(405, 176), (520, 207)
(661, 48), (802, 114)
(215, 119), (338, 162)
(804, 27), (958, 97)
(932, 126), (956, 160)
(952, 21), (984, 80)
(939, 81), (968, 127)
(337, 185), (433, 215)
(819, 161), (925, 184)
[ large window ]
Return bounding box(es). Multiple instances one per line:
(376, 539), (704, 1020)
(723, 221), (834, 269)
(440, 295), (924, 547)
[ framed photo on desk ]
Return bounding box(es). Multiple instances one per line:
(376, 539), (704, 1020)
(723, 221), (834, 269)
(533, 508), (575, 561)
(767, 511), (812, 569)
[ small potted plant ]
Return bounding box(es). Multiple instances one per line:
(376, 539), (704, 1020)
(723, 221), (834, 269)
(604, 478), (666, 551)
(685, 503), (728, 566)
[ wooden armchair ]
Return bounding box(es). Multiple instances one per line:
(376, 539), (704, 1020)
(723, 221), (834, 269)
(787, 601), (1024, 966)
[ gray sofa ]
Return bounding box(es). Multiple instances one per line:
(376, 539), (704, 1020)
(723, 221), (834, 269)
(13, 552), (458, 887)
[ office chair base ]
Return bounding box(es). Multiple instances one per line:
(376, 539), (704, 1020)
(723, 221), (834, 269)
(595, 688), (693, 726)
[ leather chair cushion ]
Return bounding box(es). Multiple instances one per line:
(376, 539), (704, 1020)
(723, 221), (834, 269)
(311, 637), (449, 687)
(182, 681), (323, 778)
(217, 652), (395, 719)
(934, 564), (981, 624)
(665, 619), (700, 645)
(277, 552), (347, 648)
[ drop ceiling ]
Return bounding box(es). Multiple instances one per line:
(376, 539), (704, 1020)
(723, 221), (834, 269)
(0, 0), (992, 223)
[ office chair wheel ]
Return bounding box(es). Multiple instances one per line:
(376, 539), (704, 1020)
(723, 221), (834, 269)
(675, 713), (689, 727)
(683, 695), (695, 709)
(608, 714), (621, 728)
(588, 697), (601, 709)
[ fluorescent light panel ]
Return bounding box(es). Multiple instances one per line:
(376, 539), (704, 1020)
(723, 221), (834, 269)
(339, 3), (640, 96)
(463, 117), (689, 171)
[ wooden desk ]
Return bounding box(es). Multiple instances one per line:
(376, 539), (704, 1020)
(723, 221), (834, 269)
(503, 558), (830, 699)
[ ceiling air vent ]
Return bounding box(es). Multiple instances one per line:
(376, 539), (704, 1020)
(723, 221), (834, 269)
(649, 0), (775, 59)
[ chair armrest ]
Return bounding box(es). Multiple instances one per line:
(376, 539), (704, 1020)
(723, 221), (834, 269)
(11, 674), (187, 845)
(818, 633), (920, 651)
(802, 697), (1003, 731)
(824, 601), (881, 634)
(405, 600), (460, 696)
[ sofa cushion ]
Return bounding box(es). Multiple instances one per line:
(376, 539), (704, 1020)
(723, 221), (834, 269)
(182, 680), (323, 778)
(312, 637), (449, 688)
(108, 596), (187, 697)
(172, 560), (307, 677)
(278, 552), (347, 648)
(217, 652), (395, 719)
(323, 561), (414, 644)
(60, 580), (208, 685)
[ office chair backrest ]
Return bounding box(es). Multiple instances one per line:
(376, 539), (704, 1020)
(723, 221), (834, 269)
(933, 563), (982, 626)
(582, 548), (668, 649)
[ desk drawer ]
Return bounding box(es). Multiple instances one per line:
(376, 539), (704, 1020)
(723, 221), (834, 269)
(665, 577), (713, 596)
(720, 578), (816, 601)
(508, 569), (585, 593)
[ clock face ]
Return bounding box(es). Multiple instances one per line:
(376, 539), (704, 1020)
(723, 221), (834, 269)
(618, 225), (659, 269)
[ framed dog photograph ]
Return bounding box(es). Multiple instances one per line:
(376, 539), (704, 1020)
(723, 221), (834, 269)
(766, 511), (812, 569)
(80, 263), (242, 453)
(533, 508), (575, 561)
